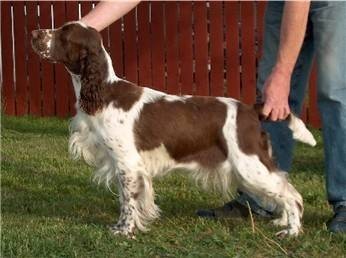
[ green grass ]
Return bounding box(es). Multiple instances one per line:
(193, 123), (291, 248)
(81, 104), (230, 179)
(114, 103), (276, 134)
(1, 115), (345, 257)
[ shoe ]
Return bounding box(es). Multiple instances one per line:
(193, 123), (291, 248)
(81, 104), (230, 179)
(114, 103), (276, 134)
(196, 199), (273, 219)
(327, 206), (346, 233)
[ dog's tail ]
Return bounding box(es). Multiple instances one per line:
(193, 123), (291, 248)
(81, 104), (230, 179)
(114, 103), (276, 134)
(254, 103), (317, 147)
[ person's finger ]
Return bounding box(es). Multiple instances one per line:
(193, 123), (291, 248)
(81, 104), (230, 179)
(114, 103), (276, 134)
(276, 109), (283, 121)
(283, 106), (291, 119)
(270, 108), (279, 121)
(262, 104), (272, 119)
(278, 108), (286, 120)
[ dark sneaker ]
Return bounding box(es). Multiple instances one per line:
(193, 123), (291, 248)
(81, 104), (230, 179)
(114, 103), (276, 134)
(196, 199), (273, 219)
(327, 206), (346, 233)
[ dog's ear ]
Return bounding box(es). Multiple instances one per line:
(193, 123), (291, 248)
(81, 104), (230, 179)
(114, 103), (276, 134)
(79, 42), (105, 114)
(80, 48), (88, 60)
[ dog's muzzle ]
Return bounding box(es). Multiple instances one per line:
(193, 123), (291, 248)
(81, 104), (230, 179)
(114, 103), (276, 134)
(31, 29), (54, 60)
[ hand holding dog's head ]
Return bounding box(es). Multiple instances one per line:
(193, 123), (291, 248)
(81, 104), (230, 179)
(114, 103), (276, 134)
(31, 22), (102, 75)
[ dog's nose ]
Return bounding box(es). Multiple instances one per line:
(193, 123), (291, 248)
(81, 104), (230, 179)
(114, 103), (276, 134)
(31, 30), (39, 39)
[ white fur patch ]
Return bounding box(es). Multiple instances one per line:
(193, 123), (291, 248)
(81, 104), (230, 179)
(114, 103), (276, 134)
(288, 115), (317, 146)
(65, 20), (88, 28)
(102, 46), (120, 83)
(164, 94), (188, 102)
(68, 72), (81, 108)
(75, 21), (88, 28)
(139, 144), (176, 177)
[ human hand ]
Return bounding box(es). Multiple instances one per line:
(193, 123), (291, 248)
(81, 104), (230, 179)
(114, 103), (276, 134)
(80, 1), (141, 31)
(262, 66), (291, 121)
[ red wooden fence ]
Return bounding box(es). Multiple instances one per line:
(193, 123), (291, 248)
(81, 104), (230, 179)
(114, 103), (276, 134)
(0, 1), (321, 127)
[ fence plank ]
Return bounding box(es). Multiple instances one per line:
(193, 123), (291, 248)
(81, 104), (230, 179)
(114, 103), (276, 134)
(13, 1), (27, 115)
(194, 2), (209, 96)
(209, 1), (224, 97)
(53, 1), (69, 117)
(65, 1), (79, 115)
(256, 1), (266, 60)
(26, 2), (41, 116)
(165, 1), (179, 95)
(309, 64), (321, 127)
(81, 1), (93, 17)
(123, 9), (138, 83)
(137, 2), (151, 87)
(179, 2), (193, 95)
(66, 1), (79, 22)
(240, 1), (256, 104)
(109, 20), (124, 77)
(101, 28), (110, 52)
(38, 1), (55, 116)
(98, 2), (110, 54)
(225, 2), (241, 99)
(151, 2), (165, 91)
(1, 1), (15, 115)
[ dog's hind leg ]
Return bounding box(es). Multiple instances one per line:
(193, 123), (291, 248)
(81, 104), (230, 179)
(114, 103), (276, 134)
(231, 154), (303, 237)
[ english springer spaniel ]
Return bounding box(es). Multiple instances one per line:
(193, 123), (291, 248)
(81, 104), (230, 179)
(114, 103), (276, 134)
(31, 21), (316, 238)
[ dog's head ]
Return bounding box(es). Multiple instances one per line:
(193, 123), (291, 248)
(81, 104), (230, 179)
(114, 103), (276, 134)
(31, 22), (103, 75)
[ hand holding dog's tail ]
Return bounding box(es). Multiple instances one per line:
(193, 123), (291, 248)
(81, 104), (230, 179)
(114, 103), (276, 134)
(254, 103), (317, 147)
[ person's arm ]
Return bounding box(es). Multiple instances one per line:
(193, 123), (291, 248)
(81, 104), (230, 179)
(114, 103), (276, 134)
(262, 1), (310, 121)
(80, 1), (141, 32)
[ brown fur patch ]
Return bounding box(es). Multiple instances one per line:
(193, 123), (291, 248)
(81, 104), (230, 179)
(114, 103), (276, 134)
(236, 103), (277, 171)
(104, 81), (143, 111)
(134, 96), (228, 168)
(132, 175), (145, 200)
(80, 79), (143, 115)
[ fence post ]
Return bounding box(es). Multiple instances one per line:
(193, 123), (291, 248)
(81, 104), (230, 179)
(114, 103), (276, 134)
(1, 1), (15, 115)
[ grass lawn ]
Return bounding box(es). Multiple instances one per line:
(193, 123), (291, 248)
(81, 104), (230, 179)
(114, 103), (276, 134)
(1, 115), (345, 257)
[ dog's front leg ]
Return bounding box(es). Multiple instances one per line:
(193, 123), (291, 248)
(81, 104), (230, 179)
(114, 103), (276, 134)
(109, 164), (160, 238)
(109, 168), (138, 238)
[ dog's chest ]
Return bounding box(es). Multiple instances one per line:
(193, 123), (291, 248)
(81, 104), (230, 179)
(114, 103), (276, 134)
(69, 109), (134, 166)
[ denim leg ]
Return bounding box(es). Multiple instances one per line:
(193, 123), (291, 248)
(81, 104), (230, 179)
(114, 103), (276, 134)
(241, 2), (315, 212)
(257, 2), (315, 172)
(310, 1), (346, 209)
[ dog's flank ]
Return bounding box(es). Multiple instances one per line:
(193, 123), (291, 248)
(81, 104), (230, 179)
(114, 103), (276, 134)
(31, 21), (317, 238)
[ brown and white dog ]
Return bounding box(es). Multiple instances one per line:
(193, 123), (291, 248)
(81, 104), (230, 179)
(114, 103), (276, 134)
(31, 22), (316, 238)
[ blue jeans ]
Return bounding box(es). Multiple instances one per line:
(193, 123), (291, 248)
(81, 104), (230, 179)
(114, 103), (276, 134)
(244, 1), (346, 211)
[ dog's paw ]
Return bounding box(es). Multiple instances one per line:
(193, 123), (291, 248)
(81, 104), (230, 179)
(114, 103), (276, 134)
(275, 228), (299, 238)
(108, 224), (136, 239)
